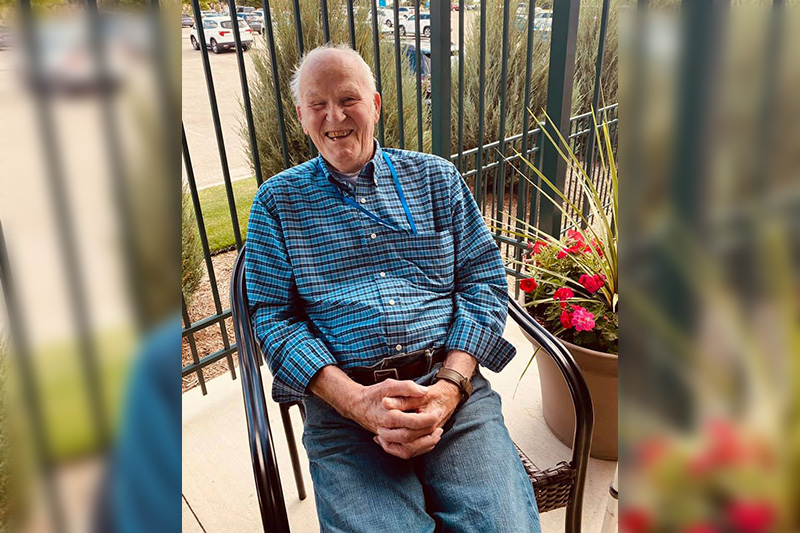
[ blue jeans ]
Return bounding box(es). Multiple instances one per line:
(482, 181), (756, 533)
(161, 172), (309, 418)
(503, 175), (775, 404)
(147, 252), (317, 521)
(302, 366), (541, 532)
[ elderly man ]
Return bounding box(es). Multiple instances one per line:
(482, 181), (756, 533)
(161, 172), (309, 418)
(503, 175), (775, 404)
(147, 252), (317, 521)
(245, 44), (541, 532)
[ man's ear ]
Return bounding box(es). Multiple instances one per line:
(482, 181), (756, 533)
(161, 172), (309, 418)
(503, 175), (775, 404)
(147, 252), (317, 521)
(296, 105), (307, 134)
(373, 92), (381, 124)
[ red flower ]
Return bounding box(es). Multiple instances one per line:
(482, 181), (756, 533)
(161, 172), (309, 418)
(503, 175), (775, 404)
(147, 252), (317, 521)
(519, 278), (537, 293)
(620, 508), (654, 533)
(707, 418), (745, 466)
(570, 306), (596, 332)
(725, 500), (776, 533)
(531, 240), (547, 254)
(553, 287), (574, 308)
(636, 438), (670, 468)
(566, 229), (585, 243)
(557, 249), (569, 259)
(687, 452), (715, 479)
(579, 273), (605, 293)
(684, 523), (718, 533)
(559, 309), (573, 329)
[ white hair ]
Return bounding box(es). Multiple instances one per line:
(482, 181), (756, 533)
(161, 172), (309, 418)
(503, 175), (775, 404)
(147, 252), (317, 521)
(289, 43), (377, 106)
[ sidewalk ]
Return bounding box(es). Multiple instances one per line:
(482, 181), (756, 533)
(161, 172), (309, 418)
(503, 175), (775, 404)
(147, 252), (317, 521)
(182, 318), (617, 532)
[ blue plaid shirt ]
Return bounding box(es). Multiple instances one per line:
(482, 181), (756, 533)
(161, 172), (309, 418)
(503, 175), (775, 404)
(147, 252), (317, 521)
(245, 142), (516, 403)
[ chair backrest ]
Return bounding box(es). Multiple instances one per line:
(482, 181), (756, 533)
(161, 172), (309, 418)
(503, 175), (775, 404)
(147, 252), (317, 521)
(230, 244), (291, 533)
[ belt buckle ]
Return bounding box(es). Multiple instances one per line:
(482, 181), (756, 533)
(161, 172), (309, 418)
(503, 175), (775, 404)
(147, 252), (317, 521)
(373, 368), (399, 382)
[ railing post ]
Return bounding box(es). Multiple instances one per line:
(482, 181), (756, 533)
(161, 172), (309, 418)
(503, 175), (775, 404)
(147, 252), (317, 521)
(430, 0), (451, 158)
(538, 0), (581, 236)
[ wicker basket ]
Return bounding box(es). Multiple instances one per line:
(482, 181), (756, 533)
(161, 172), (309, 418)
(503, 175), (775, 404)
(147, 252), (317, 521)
(515, 444), (576, 514)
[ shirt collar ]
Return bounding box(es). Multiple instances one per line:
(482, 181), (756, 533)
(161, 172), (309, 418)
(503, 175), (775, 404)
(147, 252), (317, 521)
(319, 139), (386, 191)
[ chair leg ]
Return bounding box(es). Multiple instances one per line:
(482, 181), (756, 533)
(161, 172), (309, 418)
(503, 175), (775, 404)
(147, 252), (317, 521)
(279, 403), (307, 501)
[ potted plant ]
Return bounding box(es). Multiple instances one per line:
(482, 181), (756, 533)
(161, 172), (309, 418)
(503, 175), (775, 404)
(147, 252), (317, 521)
(498, 113), (618, 459)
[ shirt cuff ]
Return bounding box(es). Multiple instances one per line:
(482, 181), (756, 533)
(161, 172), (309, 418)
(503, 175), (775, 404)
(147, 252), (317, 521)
(270, 336), (337, 404)
(444, 319), (517, 373)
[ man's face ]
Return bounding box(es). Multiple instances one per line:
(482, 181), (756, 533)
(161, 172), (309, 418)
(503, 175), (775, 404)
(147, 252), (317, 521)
(296, 52), (381, 174)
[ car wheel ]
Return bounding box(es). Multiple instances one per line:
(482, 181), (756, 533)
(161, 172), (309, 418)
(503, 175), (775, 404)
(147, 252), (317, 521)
(398, 25), (406, 36)
(190, 35), (200, 50)
(385, 20), (392, 27)
(211, 38), (220, 54)
(423, 26), (431, 37)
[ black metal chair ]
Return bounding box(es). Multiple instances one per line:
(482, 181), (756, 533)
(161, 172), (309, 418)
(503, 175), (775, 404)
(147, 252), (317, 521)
(230, 246), (594, 532)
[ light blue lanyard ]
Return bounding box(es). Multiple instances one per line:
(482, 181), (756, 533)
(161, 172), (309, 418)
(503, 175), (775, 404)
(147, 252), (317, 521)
(331, 152), (418, 235)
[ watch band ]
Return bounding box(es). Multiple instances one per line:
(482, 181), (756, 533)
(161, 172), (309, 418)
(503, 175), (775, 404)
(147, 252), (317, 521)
(433, 367), (473, 404)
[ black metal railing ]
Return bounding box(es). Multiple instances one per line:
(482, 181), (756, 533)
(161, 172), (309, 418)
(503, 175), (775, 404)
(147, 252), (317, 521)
(180, 0), (618, 391)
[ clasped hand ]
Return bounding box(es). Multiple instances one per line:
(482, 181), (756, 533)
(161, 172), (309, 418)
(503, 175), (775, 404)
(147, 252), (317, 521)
(351, 378), (461, 460)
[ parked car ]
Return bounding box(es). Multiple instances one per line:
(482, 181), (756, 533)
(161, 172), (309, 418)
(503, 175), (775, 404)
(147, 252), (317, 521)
(0, 26), (14, 49)
(21, 20), (122, 95)
(190, 16), (254, 53)
(397, 13), (430, 37)
(244, 13), (262, 34)
(182, 15), (194, 27)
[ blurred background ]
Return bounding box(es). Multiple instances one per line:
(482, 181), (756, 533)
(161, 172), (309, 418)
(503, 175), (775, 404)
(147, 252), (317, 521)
(621, 1), (799, 531)
(0, 0), (179, 531)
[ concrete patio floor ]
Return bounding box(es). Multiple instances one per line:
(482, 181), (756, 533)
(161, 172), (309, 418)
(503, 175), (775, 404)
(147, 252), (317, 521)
(182, 317), (617, 532)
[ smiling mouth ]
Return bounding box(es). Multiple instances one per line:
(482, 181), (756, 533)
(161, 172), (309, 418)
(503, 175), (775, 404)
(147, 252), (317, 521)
(325, 130), (353, 141)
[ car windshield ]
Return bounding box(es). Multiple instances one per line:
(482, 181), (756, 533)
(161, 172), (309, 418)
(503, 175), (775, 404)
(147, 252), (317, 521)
(220, 20), (247, 28)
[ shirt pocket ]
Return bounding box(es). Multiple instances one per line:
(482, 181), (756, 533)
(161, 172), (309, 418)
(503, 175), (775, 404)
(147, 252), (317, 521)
(387, 230), (455, 291)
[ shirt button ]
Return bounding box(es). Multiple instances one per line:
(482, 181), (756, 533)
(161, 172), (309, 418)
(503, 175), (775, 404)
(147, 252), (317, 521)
(379, 272), (386, 277)
(395, 344), (403, 352)
(370, 233), (377, 239)
(360, 198), (367, 204)
(389, 299), (396, 305)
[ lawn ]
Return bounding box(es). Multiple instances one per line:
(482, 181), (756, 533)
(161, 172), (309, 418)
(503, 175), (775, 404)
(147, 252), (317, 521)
(197, 178), (260, 254)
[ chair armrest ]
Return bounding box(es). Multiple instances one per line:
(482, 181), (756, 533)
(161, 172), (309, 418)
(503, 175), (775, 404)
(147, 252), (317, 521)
(231, 245), (291, 532)
(507, 298), (594, 530)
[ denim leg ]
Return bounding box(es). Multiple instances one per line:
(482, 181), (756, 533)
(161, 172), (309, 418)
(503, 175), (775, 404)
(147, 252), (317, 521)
(302, 395), (436, 533)
(414, 370), (542, 533)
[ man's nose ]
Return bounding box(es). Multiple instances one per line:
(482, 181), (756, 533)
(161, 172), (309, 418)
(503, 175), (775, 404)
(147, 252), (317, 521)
(326, 105), (346, 123)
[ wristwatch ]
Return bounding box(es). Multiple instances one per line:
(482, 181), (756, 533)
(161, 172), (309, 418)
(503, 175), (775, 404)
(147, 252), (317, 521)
(433, 367), (473, 404)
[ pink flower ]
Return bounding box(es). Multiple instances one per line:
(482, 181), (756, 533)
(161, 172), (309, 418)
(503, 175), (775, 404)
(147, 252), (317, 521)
(559, 309), (573, 329)
(519, 278), (537, 293)
(725, 500), (776, 533)
(579, 273), (605, 293)
(570, 306), (596, 332)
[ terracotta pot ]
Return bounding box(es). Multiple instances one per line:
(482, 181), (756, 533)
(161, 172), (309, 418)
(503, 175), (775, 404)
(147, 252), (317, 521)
(521, 327), (618, 460)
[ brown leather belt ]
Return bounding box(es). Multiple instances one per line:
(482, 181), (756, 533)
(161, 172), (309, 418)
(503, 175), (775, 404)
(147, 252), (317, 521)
(347, 348), (446, 386)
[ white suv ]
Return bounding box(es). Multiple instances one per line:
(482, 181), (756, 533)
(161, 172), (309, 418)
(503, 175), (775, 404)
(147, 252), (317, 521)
(190, 16), (253, 54)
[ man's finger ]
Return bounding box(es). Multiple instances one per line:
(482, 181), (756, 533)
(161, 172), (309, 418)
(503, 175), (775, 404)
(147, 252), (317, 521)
(379, 379), (429, 398)
(382, 395), (428, 411)
(384, 409), (438, 430)
(375, 428), (444, 459)
(376, 425), (432, 444)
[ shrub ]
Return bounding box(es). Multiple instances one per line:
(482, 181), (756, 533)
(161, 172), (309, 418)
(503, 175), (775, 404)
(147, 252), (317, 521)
(182, 185), (204, 304)
(244, 0), (617, 177)
(454, 0), (618, 155)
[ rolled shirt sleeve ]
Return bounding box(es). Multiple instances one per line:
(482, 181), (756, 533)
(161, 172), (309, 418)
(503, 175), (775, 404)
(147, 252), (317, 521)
(245, 188), (337, 403)
(443, 165), (517, 371)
